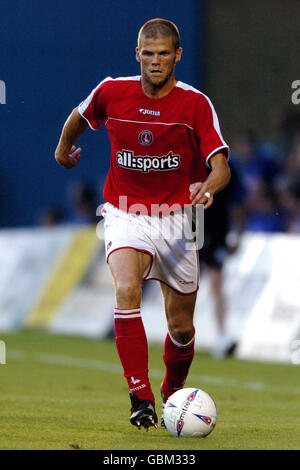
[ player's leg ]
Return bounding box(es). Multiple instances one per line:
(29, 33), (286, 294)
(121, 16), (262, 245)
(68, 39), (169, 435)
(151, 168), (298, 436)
(206, 265), (236, 358)
(109, 247), (150, 308)
(108, 248), (157, 429)
(207, 265), (226, 333)
(159, 282), (197, 400)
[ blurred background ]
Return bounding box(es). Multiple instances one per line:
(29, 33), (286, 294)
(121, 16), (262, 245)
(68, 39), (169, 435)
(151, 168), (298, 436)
(1, 0), (300, 363)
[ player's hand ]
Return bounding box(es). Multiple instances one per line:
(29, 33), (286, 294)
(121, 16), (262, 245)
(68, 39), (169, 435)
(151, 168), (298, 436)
(189, 182), (213, 209)
(55, 145), (82, 169)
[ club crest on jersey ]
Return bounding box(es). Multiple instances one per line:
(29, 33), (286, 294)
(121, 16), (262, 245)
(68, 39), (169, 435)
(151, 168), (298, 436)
(139, 130), (153, 146)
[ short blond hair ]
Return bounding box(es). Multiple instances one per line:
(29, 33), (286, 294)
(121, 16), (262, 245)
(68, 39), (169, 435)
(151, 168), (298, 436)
(137, 18), (181, 50)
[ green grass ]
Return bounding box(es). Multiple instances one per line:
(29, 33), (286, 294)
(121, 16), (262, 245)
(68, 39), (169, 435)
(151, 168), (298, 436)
(0, 330), (300, 450)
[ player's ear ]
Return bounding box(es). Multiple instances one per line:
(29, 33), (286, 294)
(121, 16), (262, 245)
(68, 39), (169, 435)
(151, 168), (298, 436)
(135, 47), (141, 63)
(175, 47), (183, 63)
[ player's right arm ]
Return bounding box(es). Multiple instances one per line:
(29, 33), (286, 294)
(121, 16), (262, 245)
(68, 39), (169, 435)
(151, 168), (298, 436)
(55, 107), (88, 169)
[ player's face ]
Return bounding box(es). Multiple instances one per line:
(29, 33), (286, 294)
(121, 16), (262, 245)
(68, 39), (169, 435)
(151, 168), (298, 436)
(136, 36), (182, 91)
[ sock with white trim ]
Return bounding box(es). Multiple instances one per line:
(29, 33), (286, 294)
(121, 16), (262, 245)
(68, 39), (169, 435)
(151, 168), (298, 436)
(114, 308), (155, 404)
(161, 329), (195, 399)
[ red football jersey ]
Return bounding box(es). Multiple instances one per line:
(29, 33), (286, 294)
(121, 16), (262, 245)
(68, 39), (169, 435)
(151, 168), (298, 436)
(78, 76), (229, 214)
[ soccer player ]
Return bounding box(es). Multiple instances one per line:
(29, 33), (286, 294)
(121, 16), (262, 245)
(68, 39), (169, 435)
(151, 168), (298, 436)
(55, 19), (230, 431)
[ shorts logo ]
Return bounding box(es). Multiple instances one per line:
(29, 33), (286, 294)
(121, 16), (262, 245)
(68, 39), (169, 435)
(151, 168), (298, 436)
(107, 241), (112, 251)
(139, 130), (153, 146)
(117, 150), (181, 173)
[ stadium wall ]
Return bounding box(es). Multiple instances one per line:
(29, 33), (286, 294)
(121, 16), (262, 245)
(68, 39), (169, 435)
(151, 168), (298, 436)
(0, 225), (299, 364)
(205, 0), (300, 140)
(0, 0), (205, 227)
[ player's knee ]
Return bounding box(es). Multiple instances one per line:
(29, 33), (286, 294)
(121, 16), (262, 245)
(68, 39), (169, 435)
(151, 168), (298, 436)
(170, 326), (194, 346)
(115, 279), (142, 307)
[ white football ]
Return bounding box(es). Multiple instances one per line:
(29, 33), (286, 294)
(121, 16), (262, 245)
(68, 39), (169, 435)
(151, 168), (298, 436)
(163, 388), (217, 437)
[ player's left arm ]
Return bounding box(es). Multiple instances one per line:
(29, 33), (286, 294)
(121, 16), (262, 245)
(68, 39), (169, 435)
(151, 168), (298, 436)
(55, 108), (88, 169)
(189, 151), (231, 209)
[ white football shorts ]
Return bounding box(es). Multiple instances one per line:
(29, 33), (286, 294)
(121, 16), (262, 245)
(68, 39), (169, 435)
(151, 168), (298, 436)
(101, 202), (199, 294)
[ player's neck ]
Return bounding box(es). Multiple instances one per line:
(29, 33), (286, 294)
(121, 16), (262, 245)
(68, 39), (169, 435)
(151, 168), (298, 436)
(141, 76), (177, 99)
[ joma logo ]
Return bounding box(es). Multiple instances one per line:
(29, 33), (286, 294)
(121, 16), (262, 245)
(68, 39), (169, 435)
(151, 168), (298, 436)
(139, 108), (160, 116)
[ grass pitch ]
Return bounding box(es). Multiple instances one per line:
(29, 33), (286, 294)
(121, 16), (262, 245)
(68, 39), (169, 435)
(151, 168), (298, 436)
(0, 330), (300, 450)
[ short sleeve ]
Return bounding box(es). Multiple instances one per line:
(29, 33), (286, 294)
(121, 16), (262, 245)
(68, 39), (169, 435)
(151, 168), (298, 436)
(195, 94), (229, 167)
(78, 77), (112, 130)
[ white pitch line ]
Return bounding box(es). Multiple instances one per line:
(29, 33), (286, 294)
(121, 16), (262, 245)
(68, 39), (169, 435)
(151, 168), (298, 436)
(7, 349), (300, 395)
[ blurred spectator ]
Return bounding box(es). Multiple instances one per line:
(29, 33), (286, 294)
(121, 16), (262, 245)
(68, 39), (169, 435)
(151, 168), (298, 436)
(283, 132), (300, 181)
(199, 154), (247, 358)
(280, 134), (300, 232)
(68, 180), (98, 225)
(40, 206), (65, 226)
(278, 109), (300, 154)
(286, 180), (300, 233)
(244, 178), (287, 232)
(231, 122), (292, 233)
(232, 127), (282, 189)
(199, 108), (300, 356)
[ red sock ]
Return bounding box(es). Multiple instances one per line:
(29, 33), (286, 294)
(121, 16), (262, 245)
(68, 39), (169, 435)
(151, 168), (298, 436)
(114, 308), (155, 404)
(162, 329), (195, 399)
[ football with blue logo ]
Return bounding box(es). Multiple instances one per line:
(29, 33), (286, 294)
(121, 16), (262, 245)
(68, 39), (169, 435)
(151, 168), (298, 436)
(163, 388), (217, 437)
